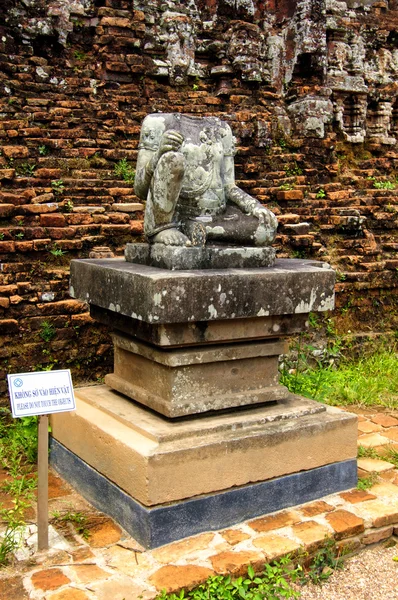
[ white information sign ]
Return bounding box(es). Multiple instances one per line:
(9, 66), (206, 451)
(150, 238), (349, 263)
(7, 370), (75, 418)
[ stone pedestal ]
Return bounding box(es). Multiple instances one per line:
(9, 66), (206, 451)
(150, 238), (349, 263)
(50, 257), (358, 548)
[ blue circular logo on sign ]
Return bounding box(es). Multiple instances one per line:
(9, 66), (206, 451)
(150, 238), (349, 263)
(14, 378), (23, 388)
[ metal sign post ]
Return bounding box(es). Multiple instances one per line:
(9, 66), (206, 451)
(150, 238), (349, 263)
(37, 415), (49, 551)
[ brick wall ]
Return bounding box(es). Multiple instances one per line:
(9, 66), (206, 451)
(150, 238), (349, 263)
(0, 0), (397, 402)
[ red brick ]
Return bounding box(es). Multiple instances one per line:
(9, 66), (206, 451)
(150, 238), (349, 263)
(40, 214), (66, 227)
(210, 551), (265, 576)
(0, 241), (15, 253)
(248, 510), (301, 532)
(31, 568), (70, 591)
(0, 204), (15, 217)
(2, 145), (29, 158)
(325, 510), (365, 539)
(371, 414), (398, 427)
(149, 565), (214, 593)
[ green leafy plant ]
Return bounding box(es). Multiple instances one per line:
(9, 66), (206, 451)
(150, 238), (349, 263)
(0, 409), (38, 565)
(51, 179), (65, 194)
(280, 182), (294, 191)
(285, 163), (302, 177)
(38, 145), (49, 156)
(114, 158), (135, 184)
(357, 472), (378, 491)
(357, 445), (379, 459)
(299, 538), (344, 585)
(316, 188), (326, 199)
(156, 557), (301, 600)
(74, 50), (87, 60)
(17, 162), (36, 177)
(64, 199), (74, 213)
(49, 246), (65, 257)
(0, 232), (4, 240)
(368, 176), (396, 190)
(39, 320), (56, 342)
(14, 232), (24, 240)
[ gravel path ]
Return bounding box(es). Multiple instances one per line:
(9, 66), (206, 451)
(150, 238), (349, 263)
(297, 545), (398, 600)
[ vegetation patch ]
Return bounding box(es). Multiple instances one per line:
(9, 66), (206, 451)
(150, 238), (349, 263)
(0, 409), (38, 566)
(280, 339), (398, 408)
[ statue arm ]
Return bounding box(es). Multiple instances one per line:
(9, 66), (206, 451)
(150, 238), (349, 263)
(134, 148), (159, 200)
(134, 130), (184, 200)
(224, 156), (278, 229)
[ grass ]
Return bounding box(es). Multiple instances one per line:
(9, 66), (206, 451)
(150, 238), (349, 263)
(280, 343), (398, 408)
(0, 409), (38, 565)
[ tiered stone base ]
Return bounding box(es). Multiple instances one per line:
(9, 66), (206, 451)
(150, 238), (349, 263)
(50, 385), (357, 548)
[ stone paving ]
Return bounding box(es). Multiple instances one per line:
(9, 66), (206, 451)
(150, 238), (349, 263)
(1, 407), (398, 600)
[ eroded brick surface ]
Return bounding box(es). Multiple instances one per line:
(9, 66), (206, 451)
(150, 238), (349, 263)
(149, 565), (215, 593)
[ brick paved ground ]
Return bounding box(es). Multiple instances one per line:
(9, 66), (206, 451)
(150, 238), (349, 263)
(0, 407), (398, 600)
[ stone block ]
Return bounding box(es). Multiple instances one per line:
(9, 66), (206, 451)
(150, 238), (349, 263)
(90, 306), (310, 347)
(149, 565), (214, 594)
(70, 258), (335, 325)
(357, 458), (395, 473)
(125, 243), (276, 270)
(51, 386), (357, 508)
(210, 551), (265, 576)
(248, 510), (301, 533)
(291, 521), (332, 552)
(253, 533), (301, 560)
(325, 509), (364, 539)
(106, 332), (288, 416)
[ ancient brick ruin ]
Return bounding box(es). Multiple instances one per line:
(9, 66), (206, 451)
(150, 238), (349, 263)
(0, 0), (397, 400)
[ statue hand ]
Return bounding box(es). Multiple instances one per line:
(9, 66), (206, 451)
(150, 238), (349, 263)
(158, 130), (184, 156)
(250, 205), (278, 229)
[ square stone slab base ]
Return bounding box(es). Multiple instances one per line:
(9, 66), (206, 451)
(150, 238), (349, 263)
(50, 386), (358, 548)
(125, 243), (276, 270)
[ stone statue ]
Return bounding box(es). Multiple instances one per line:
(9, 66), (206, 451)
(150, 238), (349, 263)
(134, 114), (278, 249)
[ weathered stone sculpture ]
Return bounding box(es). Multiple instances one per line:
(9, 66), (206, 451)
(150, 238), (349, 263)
(134, 113), (278, 247)
(129, 113), (278, 269)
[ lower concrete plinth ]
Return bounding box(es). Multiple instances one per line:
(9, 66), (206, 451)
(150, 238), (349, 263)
(50, 439), (357, 549)
(50, 385), (357, 547)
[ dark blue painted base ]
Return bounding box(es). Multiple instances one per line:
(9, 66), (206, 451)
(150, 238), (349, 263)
(50, 438), (357, 549)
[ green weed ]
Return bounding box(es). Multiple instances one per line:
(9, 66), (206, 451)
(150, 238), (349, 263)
(0, 409), (38, 565)
(114, 158), (135, 184)
(357, 473), (378, 491)
(63, 199), (74, 213)
(285, 163), (302, 177)
(51, 510), (90, 540)
(280, 182), (294, 191)
(156, 557), (301, 600)
(51, 179), (65, 194)
(357, 445), (379, 459)
(385, 447), (398, 468)
(17, 162), (36, 177)
(74, 50), (87, 61)
(368, 176), (396, 190)
(38, 145), (49, 156)
(39, 320), (56, 342)
(316, 188), (326, 199)
(49, 246), (65, 258)
(299, 538), (344, 585)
